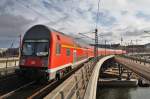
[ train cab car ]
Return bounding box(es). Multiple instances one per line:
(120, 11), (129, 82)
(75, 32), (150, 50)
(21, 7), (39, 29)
(19, 25), (50, 80)
(18, 24), (91, 81)
(17, 24), (125, 81)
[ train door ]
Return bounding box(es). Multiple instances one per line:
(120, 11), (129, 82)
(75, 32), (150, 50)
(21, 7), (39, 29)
(73, 50), (77, 63)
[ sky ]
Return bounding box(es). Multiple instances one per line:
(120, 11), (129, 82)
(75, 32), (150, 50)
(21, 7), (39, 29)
(0, 0), (150, 48)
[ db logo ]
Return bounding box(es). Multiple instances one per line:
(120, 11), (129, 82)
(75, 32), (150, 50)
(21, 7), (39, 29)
(31, 61), (35, 64)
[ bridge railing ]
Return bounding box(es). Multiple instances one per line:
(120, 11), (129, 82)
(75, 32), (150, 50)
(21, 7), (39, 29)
(51, 58), (98, 99)
(121, 55), (150, 65)
(0, 58), (19, 68)
(0, 57), (19, 77)
(84, 55), (115, 99)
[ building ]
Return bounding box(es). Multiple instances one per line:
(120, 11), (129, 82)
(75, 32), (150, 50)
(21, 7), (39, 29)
(145, 43), (150, 49)
(0, 48), (19, 57)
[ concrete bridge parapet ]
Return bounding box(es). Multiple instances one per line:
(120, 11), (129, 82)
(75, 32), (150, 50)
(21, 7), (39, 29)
(84, 55), (115, 99)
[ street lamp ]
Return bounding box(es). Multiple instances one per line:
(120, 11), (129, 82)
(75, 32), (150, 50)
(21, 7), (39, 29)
(105, 40), (107, 56)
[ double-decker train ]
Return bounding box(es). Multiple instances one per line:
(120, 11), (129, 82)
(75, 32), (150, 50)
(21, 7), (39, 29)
(17, 24), (126, 81)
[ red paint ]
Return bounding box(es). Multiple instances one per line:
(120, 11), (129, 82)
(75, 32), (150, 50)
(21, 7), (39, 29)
(24, 57), (43, 67)
(19, 25), (126, 78)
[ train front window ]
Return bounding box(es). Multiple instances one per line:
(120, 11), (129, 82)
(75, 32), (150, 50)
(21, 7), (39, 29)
(36, 43), (49, 56)
(22, 43), (34, 56)
(22, 40), (49, 56)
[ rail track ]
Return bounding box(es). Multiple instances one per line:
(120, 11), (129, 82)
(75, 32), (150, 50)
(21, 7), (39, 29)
(0, 81), (36, 99)
(0, 60), (90, 99)
(0, 66), (19, 83)
(0, 77), (52, 99)
(0, 74), (33, 96)
(28, 61), (87, 99)
(0, 73), (16, 82)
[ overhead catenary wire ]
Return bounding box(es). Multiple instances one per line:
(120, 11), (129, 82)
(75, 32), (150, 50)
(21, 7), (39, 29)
(16, 0), (102, 44)
(15, 0), (51, 21)
(79, 33), (95, 40)
(95, 0), (101, 29)
(16, 0), (78, 27)
(77, 0), (102, 42)
(141, 36), (150, 38)
(0, 35), (20, 48)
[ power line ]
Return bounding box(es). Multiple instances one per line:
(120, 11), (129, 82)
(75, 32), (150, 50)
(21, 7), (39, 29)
(16, 0), (102, 46)
(78, 33), (95, 40)
(15, 0), (51, 21)
(141, 36), (150, 38)
(15, 0), (76, 29)
(95, 0), (101, 29)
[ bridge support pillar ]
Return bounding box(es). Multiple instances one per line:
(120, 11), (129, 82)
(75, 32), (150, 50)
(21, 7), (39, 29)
(118, 64), (124, 80)
(117, 63), (133, 80)
(127, 70), (132, 80)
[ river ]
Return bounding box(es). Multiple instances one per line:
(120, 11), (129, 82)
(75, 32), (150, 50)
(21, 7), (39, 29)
(97, 87), (150, 99)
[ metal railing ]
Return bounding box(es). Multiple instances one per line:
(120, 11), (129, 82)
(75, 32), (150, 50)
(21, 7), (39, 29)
(0, 57), (19, 77)
(121, 55), (150, 65)
(0, 58), (19, 68)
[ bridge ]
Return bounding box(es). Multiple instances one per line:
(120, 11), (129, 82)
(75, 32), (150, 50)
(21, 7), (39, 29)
(0, 55), (150, 99)
(1, 0), (150, 99)
(84, 55), (150, 99)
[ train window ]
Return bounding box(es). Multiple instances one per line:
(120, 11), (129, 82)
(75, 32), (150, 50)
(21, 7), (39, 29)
(56, 35), (60, 40)
(22, 41), (49, 56)
(56, 43), (61, 54)
(22, 43), (34, 56)
(36, 42), (49, 56)
(66, 48), (70, 56)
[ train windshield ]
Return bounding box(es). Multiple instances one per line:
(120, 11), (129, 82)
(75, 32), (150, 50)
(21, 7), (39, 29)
(22, 40), (49, 56)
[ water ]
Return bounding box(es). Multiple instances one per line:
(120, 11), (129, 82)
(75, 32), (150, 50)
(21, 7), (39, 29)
(97, 87), (150, 99)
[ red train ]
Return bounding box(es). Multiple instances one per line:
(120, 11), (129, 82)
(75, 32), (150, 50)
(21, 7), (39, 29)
(18, 24), (125, 81)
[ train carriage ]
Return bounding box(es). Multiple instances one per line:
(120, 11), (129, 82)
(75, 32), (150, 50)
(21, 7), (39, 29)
(18, 24), (126, 81)
(18, 25), (91, 80)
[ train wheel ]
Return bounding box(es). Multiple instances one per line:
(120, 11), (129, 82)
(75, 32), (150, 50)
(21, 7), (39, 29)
(45, 73), (50, 81)
(56, 73), (60, 80)
(65, 66), (72, 74)
(68, 66), (72, 72)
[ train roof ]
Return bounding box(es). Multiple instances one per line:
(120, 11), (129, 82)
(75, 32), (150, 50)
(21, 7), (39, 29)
(23, 25), (51, 40)
(23, 24), (92, 49)
(24, 24), (76, 39)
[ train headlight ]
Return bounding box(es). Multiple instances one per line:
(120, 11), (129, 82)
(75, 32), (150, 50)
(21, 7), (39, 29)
(42, 60), (48, 67)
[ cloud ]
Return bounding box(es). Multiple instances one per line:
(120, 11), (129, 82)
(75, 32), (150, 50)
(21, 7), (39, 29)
(136, 11), (150, 21)
(0, 13), (36, 47)
(0, 0), (150, 48)
(0, 14), (35, 36)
